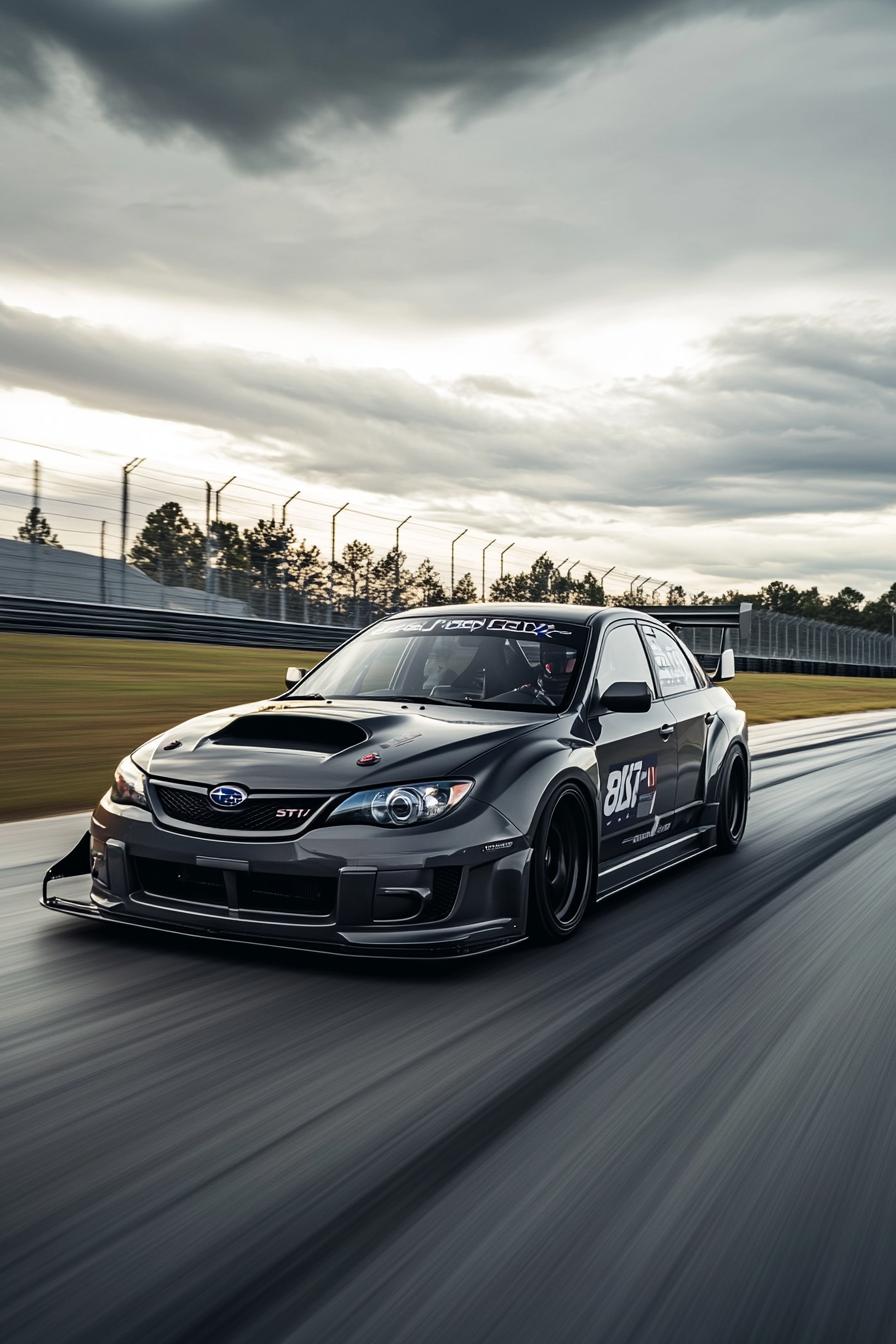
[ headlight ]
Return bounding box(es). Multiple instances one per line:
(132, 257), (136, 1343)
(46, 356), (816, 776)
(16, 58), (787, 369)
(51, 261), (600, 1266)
(110, 756), (149, 809)
(328, 780), (472, 828)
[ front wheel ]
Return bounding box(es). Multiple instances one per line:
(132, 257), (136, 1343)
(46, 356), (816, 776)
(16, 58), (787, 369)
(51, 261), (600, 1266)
(528, 785), (594, 942)
(717, 748), (748, 852)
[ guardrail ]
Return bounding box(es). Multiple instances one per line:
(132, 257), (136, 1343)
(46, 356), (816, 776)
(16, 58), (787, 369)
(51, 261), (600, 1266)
(4, 594), (896, 677)
(0, 594), (359, 652)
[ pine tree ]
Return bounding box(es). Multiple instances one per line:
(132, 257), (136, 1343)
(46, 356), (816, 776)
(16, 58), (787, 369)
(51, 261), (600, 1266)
(572, 572), (605, 606)
(825, 586), (865, 626)
(861, 582), (896, 634)
(244, 519), (296, 590)
(17, 506), (62, 547)
(371, 546), (415, 613)
(291, 540), (327, 605)
(489, 553), (558, 602)
(527, 553), (556, 601)
(452, 572), (478, 604)
(209, 520), (248, 575)
(490, 572), (530, 601)
(130, 502), (203, 585)
(411, 558), (448, 607)
(759, 580), (803, 614)
(331, 540), (374, 618)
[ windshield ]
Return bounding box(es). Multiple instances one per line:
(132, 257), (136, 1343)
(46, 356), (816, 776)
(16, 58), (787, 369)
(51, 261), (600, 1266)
(290, 615), (590, 712)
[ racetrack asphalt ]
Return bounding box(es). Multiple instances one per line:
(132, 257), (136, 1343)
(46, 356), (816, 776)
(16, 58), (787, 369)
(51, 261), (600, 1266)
(4, 708), (896, 1344)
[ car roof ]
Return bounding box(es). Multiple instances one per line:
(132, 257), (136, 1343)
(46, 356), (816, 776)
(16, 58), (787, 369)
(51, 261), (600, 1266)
(387, 602), (656, 627)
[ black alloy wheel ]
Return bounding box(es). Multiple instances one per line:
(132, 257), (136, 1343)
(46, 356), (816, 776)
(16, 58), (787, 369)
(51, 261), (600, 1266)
(717, 748), (748, 852)
(529, 785), (594, 942)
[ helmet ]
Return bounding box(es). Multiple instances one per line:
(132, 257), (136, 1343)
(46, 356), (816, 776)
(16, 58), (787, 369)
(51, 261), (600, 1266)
(539, 645), (578, 692)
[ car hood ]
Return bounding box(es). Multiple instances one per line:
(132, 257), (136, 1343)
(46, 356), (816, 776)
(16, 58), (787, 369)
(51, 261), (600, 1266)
(133, 698), (544, 792)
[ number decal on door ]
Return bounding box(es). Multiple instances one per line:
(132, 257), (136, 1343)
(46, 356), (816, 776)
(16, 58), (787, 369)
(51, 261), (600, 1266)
(602, 756), (658, 830)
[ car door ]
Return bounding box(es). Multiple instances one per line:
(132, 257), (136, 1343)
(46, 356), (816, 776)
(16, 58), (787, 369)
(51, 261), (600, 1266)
(640, 622), (714, 826)
(589, 622), (679, 865)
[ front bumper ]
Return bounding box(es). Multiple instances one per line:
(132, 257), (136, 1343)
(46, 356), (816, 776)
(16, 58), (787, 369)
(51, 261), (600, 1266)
(42, 796), (531, 959)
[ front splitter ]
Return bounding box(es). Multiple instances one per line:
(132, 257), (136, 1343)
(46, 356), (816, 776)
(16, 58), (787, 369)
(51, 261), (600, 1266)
(40, 891), (526, 960)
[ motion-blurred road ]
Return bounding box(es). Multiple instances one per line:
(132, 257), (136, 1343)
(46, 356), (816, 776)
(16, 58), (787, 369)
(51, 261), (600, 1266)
(4, 710), (896, 1344)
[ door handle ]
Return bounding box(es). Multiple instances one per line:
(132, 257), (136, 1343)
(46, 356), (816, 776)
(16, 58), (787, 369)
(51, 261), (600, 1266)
(659, 724), (675, 740)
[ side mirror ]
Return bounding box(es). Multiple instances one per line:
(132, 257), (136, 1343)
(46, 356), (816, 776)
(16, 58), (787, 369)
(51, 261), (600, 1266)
(715, 648), (735, 682)
(598, 681), (652, 714)
(285, 665), (305, 690)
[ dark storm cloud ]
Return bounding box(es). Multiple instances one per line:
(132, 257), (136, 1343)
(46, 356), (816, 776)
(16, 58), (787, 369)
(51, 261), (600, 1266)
(1, 301), (894, 521)
(0, 0), (798, 162)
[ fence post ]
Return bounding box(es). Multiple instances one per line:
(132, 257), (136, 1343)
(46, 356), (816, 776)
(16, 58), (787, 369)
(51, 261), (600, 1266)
(120, 457), (144, 606)
(99, 520), (106, 605)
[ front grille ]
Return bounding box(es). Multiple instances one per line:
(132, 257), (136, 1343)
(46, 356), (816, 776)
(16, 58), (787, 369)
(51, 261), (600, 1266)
(135, 857), (228, 906)
(427, 866), (463, 920)
(134, 857), (336, 918)
(153, 784), (331, 833)
(237, 872), (336, 918)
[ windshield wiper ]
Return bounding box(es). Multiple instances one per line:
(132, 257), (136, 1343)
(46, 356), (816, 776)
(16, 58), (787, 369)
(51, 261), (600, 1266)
(424, 696), (485, 707)
(288, 692), (327, 700)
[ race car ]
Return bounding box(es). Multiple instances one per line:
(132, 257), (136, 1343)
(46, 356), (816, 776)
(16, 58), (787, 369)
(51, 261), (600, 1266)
(43, 601), (752, 958)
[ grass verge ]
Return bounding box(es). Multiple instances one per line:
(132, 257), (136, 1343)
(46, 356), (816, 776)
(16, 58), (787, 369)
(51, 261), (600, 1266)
(2, 634), (896, 823)
(729, 671), (896, 725)
(0, 633), (320, 823)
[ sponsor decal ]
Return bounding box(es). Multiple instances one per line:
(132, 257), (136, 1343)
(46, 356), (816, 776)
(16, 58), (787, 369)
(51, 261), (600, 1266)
(623, 819), (671, 846)
(395, 619), (443, 631)
(209, 784), (248, 809)
(391, 616), (577, 639)
(486, 619), (574, 639)
(393, 617), (486, 632)
(275, 807), (313, 819)
(481, 840), (513, 852)
(602, 755), (658, 832)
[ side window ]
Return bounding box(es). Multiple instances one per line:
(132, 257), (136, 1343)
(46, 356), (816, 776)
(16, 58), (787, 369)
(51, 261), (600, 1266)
(642, 624), (700, 695)
(595, 624), (655, 697)
(679, 638), (708, 688)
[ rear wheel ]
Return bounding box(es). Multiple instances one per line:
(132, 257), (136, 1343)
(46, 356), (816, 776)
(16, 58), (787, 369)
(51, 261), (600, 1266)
(717, 748), (748, 851)
(528, 786), (594, 942)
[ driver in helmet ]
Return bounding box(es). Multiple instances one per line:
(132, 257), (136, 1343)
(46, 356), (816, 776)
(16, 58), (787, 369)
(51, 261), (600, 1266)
(513, 644), (578, 705)
(537, 645), (578, 702)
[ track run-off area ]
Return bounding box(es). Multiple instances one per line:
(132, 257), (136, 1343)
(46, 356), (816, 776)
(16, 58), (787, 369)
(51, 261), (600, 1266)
(4, 709), (896, 1344)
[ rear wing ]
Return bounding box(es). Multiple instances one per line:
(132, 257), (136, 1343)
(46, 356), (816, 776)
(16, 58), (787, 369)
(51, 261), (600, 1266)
(642, 603), (752, 680)
(642, 602), (752, 644)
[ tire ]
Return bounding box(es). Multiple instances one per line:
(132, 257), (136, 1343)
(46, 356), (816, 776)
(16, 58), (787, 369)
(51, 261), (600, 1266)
(528, 785), (594, 942)
(716, 748), (748, 852)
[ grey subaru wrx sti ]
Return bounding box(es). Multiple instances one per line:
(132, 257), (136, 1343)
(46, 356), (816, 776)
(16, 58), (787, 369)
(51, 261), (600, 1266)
(44, 602), (751, 958)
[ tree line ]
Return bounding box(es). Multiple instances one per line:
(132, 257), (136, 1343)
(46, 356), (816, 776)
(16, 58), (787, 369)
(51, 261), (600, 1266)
(15, 499), (896, 632)
(673, 579), (896, 636)
(125, 502), (613, 618)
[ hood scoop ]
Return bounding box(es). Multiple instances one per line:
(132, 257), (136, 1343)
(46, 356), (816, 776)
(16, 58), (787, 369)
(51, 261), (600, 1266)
(207, 714), (367, 755)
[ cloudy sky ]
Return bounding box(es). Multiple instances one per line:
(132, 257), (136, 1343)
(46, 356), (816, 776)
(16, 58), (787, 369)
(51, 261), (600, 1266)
(1, 0), (895, 596)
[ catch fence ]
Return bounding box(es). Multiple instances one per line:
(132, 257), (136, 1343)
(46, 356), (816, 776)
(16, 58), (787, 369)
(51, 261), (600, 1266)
(0, 446), (658, 622)
(679, 609), (896, 675)
(3, 444), (894, 674)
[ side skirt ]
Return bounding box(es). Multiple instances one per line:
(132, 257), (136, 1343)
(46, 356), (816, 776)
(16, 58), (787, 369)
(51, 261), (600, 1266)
(596, 826), (715, 899)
